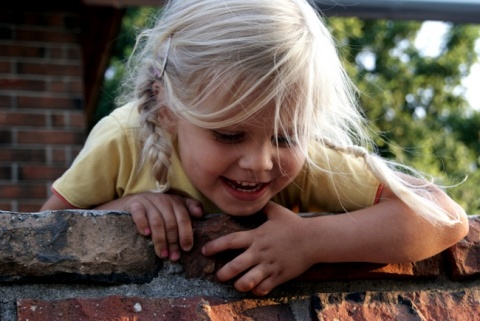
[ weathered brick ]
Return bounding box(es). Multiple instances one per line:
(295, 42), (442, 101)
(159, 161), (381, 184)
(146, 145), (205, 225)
(312, 290), (480, 321)
(445, 215), (480, 279)
(17, 296), (296, 321)
(0, 210), (160, 283)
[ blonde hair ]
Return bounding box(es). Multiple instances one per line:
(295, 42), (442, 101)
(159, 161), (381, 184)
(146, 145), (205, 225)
(118, 0), (463, 226)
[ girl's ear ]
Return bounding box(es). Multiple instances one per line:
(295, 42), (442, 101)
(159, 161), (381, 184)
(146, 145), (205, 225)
(153, 81), (177, 135)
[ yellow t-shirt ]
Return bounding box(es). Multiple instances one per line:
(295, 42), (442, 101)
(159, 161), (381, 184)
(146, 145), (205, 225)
(53, 103), (381, 213)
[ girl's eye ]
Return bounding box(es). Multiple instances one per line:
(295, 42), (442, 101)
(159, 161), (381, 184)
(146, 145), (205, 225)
(213, 131), (244, 144)
(274, 135), (297, 147)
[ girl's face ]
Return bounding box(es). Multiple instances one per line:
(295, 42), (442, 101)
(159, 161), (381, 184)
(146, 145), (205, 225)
(174, 105), (306, 216)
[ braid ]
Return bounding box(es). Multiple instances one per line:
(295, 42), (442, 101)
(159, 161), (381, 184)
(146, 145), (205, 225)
(137, 80), (173, 190)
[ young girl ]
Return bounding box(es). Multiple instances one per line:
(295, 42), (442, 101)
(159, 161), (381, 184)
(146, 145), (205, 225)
(41, 0), (468, 296)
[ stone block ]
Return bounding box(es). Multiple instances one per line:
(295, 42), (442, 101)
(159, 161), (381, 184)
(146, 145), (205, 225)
(445, 215), (480, 279)
(0, 210), (161, 283)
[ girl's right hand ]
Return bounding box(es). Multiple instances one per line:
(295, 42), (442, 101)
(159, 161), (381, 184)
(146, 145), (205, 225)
(122, 192), (203, 261)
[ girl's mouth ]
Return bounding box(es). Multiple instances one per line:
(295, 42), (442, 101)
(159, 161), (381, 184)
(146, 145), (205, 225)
(223, 178), (266, 193)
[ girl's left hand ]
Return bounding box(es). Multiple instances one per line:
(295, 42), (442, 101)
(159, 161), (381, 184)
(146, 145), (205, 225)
(202, 202), (315, 296)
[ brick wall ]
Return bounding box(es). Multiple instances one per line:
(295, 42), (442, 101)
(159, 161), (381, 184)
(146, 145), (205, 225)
(0, 9), (86, 212)
(0, 210), (479, 320)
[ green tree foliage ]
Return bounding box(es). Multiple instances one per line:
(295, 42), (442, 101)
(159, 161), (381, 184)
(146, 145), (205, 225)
(95, 9), (480, 213)
(93, 7), (158, 128)
(328, 17), (480, 214)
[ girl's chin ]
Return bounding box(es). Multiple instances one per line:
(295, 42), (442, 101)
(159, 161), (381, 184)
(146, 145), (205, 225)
(218, 203), (267, 217)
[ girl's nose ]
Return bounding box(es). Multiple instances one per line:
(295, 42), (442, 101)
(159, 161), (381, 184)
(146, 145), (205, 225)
(238, 142), (274, 173)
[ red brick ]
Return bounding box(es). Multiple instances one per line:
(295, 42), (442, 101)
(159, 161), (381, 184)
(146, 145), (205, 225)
(66, 47), (81, 59)
(49, 79), (83, 94)
(16, 27), (79, 43)
(0, 147), (46, 162)
(0, 165), (12, 180)
(0, 95), (12, 108)
(17, 296), (295, 321)
(0, 78), (46, 91)
(0, 201), (13, 211)
(0, 184), (46, 199)
(0, 26), (13, 40)
(312, 290), (479, 321)
(17, 95), (82, 110)
(0, 61), (12, 73)
(48, 47), (64, 59)
(0, 130), (12, 144)
(17, 129), (85, 145)
(0, 111), (47, 127)
(445, 215), (480, 278)
(17, 62), (82, 77)
(0, 44), (46, 58)
(17, 201), (45, 213)
(50, 146), (82, 165)
(19, 165), (67, 181)
(70, 112), (86, 128)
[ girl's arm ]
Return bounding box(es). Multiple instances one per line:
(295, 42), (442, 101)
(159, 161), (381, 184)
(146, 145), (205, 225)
(202, 175), (469, 295)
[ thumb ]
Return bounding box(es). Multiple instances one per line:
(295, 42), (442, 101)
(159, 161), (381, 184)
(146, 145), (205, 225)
(262, 201), (293, 219)
(185, 198), (204, 218)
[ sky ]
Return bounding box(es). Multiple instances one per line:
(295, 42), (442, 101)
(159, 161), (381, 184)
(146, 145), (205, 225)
(415, 21), (480, 111)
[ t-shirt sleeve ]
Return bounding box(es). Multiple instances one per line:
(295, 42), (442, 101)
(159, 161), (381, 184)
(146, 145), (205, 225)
(276, 144), (382, 213)
(52, 113), (136, 208)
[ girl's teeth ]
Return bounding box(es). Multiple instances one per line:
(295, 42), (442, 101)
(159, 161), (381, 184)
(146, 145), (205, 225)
(236, 181), (258, 187)
(228, 180), (263, 192)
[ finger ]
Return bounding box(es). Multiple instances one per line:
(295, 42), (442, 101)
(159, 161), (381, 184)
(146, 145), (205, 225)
(216, 250), (257, 283)
(233, 265), (270, 294)
(172, 199), (195, 252)
(127, 200), (152, 236)
(202, 231), (251, 256)
(145, 204), (173, 259)
(251, 274), (280, 296)
(152, 202), (181, 261)
(184, 198), (204, 218)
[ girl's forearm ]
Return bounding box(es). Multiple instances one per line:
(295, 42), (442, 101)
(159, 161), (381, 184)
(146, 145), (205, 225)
(305, 197), (468, 264)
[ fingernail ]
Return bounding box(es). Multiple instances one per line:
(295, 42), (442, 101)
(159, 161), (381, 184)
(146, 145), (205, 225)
(144, 227), (151, 235)
(170, 251), (180, 261)
(160, 249), (169, 259)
